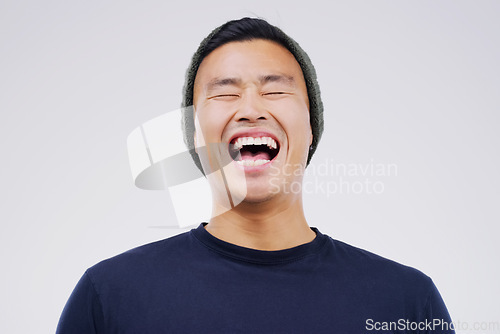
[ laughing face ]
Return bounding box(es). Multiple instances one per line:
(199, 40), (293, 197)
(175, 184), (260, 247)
(193, 39), (312, 206)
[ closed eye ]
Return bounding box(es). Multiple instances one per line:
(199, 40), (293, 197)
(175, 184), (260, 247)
(209, 94), (240, 100)
(262, 92), (292, 99)
(263, 92), (287, 95)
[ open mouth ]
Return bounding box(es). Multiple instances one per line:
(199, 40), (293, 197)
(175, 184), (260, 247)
(229, 136), (280, 167)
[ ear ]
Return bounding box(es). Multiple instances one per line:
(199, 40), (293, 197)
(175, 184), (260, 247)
(193, 106), (198, 154)
(193, 108), (208, 156)
(309, 123), (314, 146)
(194, 131), (198, 154)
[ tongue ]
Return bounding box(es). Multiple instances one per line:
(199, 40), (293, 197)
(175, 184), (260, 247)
(240, 151), (270, 161)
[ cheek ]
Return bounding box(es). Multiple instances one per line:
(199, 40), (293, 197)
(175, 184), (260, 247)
(274, 104), (312, 160)
(275, 101), (311, 136)
(195, 107), (231, 141)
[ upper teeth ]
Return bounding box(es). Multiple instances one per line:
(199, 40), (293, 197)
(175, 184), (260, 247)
(232, 136), (277, 150)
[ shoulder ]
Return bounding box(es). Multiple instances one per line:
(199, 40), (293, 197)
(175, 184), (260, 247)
(85, 229), (195, 282)
(323, 237), (453, 321)
(325, 236), (435, 297)
(327, 237), (430, 278)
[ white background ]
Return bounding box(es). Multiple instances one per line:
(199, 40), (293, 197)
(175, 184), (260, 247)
(1, 1), (499, 333)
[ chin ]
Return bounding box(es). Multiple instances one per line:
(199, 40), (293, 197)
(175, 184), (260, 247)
(242, 181), (280, 203)
(240, 193), (275, 205)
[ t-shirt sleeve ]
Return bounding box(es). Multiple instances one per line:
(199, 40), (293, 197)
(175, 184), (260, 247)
(56, 271), (105, 334)
(422, 280), (455, 334)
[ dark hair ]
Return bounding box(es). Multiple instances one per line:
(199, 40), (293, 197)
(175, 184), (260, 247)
(181, 17), (324, 174)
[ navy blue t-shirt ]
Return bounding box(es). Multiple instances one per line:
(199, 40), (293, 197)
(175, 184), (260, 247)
(57, 224), (454, 333)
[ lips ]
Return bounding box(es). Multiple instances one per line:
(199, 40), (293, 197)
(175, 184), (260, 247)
(228, 131), (281, 167)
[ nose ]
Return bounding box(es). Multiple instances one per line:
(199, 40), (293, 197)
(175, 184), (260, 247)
(234, 93), (268, 122)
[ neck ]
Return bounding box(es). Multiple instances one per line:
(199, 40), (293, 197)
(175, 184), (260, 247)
(205, 194), (315, 251)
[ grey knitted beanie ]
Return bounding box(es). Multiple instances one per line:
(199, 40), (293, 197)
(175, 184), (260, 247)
(181, 17), (324, 174)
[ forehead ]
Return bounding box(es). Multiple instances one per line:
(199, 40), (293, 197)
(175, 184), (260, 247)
(193, 39), (306, 93)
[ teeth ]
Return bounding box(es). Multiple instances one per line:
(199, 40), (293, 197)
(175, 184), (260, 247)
(271, 138), (277, 149)
(236, 159), (270, 167)
(232, 136), (278, 150)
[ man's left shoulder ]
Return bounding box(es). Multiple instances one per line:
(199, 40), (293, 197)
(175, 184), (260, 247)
(326, 237), (435, 295)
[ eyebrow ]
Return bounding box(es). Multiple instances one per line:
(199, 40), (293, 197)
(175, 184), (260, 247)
(205, 74), (296, 93)
(205, 77), (242, 92)
(258, 74), (296, 87)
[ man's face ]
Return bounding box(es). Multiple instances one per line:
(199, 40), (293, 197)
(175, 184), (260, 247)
(193, 39), (312, 205)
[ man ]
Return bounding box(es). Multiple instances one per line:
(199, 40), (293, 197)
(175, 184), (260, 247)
(57, 18), (454, 333)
